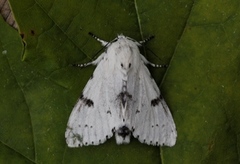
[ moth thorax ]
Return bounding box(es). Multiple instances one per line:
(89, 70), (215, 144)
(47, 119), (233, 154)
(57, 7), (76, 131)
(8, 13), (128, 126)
(122, 80), (127, 92)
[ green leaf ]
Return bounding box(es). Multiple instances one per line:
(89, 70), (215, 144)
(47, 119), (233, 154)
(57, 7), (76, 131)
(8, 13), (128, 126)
(0, 16), (34, 163)
(1, 0), (239, 163)
(162, 0), (240, 163)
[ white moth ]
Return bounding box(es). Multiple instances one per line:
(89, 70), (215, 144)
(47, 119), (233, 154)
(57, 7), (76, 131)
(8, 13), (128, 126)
(65, 33), (177, 147)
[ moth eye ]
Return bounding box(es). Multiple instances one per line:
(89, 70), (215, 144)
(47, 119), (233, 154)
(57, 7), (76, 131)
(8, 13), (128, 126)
(129, 63), (131, 68)
(121, 63), (123, 67)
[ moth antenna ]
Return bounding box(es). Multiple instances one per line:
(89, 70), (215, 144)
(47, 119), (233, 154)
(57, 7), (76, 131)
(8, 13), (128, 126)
(71, 63), (92, 68)
(89, 32), (108, 46)
(139, 35), (155, 44)
(71, 33), (111, 67)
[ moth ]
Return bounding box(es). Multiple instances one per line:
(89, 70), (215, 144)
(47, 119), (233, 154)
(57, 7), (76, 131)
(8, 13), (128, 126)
(65, 33), (177, 147)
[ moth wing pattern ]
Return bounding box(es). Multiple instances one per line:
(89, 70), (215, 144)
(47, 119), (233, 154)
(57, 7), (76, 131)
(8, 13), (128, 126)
(66, 33), (177, 147)
(129, 57), (177, 146)
(65, 52), (122, 147)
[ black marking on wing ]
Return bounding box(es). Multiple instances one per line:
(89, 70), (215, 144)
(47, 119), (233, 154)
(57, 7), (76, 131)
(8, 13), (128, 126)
(112, 127), (116, 133)
(136, 109), (140, 114)
(73, 133), (83, 143)
(80, 94), (94, 107)
(86, 99), (94, 107)
(151, 96), (162, 107)
(132, 127), (135, 132)
(80, 93), (84, 99)
(117, 126), (130, 139)
(90, 74), (93, 79)
(151, 95), (169, 116)
(118, 91), (132, 107)
(160, 94), (163, 99)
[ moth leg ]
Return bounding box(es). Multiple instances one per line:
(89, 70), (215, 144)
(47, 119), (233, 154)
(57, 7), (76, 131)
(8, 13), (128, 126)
(140, 55), (168, 68)
(147, 62), (168, 68)
(72, 62), (94, 68)
(72, 48), (107, 68)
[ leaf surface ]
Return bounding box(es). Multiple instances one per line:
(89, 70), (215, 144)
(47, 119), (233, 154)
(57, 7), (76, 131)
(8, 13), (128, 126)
(1, 0), (239, 163)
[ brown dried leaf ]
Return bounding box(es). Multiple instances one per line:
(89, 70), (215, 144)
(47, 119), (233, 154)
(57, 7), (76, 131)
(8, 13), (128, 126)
(0, 0), (18, 29)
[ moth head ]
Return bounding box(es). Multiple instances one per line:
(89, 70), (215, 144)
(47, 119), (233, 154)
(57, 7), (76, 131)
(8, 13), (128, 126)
(116, 46), (135, 72)
(111, 37), (140, 72)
